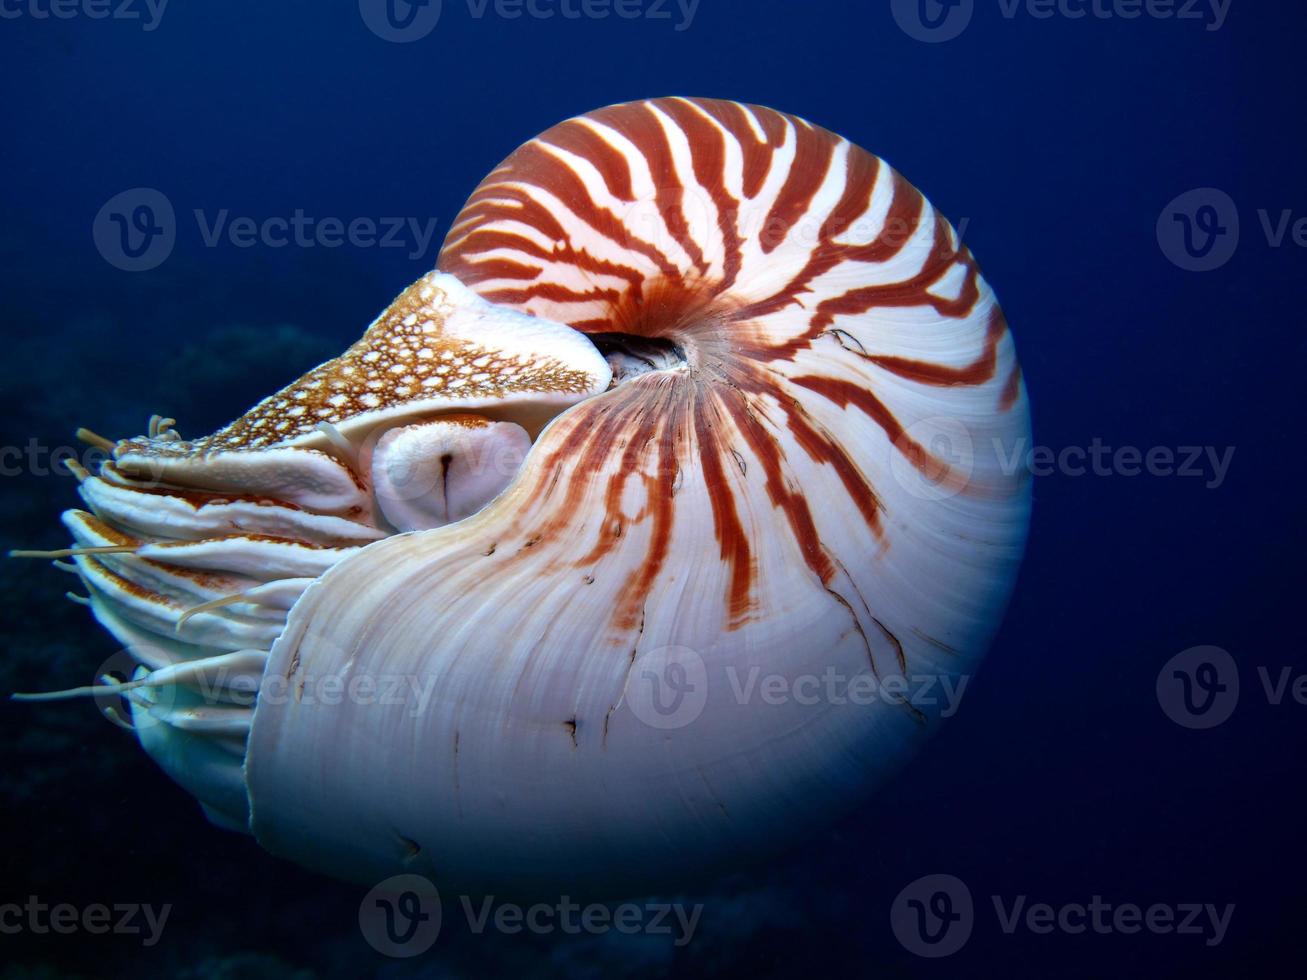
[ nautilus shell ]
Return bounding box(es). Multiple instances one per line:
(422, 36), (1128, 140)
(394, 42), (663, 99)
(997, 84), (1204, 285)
(33, 97), (1029, 897)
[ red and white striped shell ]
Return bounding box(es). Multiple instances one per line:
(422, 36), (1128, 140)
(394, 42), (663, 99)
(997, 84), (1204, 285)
(39, 97), (1030, 896)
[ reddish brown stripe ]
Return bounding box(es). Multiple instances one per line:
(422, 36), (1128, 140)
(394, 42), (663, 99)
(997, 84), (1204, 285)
(540, 119), (636, 202)
(590, 101), (708, 280)
(658, 98), (744, 293)
(777, 387), (883, 537)
(516, 141), (684, 280)
(718, 385), (835, 586)
(450, 258), (543, 286)
(480, 282), (622, 307)
(758, 118), (837, 255)
(867, 307), (1007, 387)
(738, 160), (910, 328)
(457, 228), (554, 263)
(698, 99), (785, 199)
(458, 228), (648, 292)
(609, 381), (682, 630)
(691, 387), (756, 625)
(805, 209), (977, 341)
(790, 374), (967, 493)
(521, 374), (759, 630)
(737, 141), (879, 311)
(999, 361), (1022, 411)
(819, 142), (880, 243)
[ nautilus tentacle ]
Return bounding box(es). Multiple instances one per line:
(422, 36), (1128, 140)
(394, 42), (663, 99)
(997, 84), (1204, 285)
(31, 97), (1029, 897)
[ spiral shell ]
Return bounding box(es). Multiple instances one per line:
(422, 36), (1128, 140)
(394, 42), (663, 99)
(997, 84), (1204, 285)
(43, 97), (1029, 897)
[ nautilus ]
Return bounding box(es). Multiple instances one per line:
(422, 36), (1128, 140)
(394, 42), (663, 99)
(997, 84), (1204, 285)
(23, 97), (1029, 897)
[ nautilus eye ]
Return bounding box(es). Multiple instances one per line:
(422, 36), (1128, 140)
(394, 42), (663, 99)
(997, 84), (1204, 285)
(23, 97), (1029, 897)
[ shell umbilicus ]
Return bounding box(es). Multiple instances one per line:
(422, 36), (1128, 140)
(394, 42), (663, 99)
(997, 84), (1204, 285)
(30, 98), (1029, 897)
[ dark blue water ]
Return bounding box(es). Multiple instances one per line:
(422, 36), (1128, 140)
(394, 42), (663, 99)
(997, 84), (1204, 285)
(2, 1), (1303, 976)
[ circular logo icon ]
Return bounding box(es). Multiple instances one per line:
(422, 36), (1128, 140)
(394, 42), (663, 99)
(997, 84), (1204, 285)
(92, 188), (175, 272)
(359, 873), (442, 957)
(91, 646), (178, 732)
(622, 644), (708, 730)
(1157, 188), (1240, 272)
(889, 415), (974, 501)
(359, 0), (442, 42)
(1157, 645), (1239, 729)
(890, 873), (974, 958)
(891, 0), (974, 43)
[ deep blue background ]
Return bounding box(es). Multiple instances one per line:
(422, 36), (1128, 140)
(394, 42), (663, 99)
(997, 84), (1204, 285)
(1, 1), (1303, 977)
